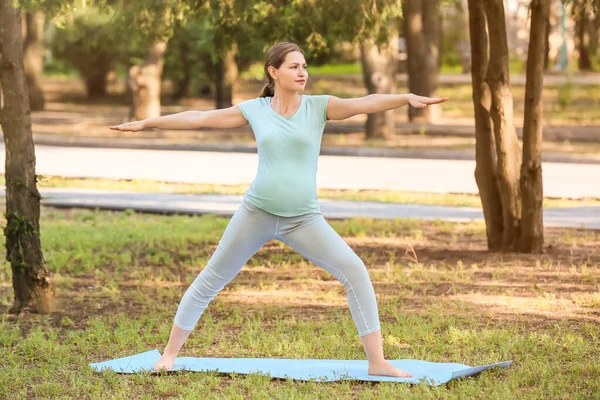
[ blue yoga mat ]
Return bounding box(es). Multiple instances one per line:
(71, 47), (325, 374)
(89, 350), (512, 386)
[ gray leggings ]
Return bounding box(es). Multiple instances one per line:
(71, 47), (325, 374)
(174, 198), (381, 336)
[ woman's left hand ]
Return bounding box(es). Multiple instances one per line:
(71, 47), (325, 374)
(408, 94), (449, 108)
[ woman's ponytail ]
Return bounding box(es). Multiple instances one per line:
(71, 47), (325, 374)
(258, 81), (275, 97)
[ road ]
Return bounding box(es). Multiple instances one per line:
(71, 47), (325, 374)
(1, 144), (597, 199)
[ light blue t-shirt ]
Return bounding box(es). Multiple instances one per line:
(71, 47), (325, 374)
(237, 94), (330, 217)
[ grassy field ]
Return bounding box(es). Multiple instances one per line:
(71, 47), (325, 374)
(15, 175), (600, 209)
(0, 200), (598, 398)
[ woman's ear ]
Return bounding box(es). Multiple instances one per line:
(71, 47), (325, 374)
(268, 65), (277, 81)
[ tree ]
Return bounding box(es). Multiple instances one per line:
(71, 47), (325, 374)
(0, 0), (54, 314)
(467, 0), (550, 253)
(520, 0), (551, 252)
(122, 4), (181, 121)
(572, 0), (596, 70)
(22, 11), (45, 110)
(128, 41), (168, 120)
(162, 1), (267, 109)
(50, 7), (123, 97)
(359, 39), (399, 139)
(402, 0), (441, 123)
(353, 2), (402, 139)
(467, 0), (503, 250)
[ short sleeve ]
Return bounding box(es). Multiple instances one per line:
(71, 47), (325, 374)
(236, 97), (260, 124)
(309, 94), (330, 123)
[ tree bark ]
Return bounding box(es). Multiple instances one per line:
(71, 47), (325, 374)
(483, 0), (522, 251)
(84, 64), (112, 97)
(423, 0), (441, 120)
(0, 0), (54, 314)
(402, 0), (430, 122)
(215, 45), (238, 109)
(544, 5), (551, 70)
(359, 40), (398, 139)
(519, 0), (549, 254)
(575, 4), (593, 71)
(22, 11), (45, 111)
(459, 0), (472, 74)
(171, 34), (192, 102)
(128, 41), (167, 121)
(467, 0), (503, 251)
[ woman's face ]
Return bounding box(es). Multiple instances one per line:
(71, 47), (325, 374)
(269, 51), (308, 93)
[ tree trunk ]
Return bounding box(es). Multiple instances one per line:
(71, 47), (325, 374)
(0, 0), (54, 314)
(128, 41), (167, 121)
(85, 67), (112, 97)
(544, 5), (551, 70)
(22, 11), (45, 111)
(590, 18), (599, 66)
(467, 0), (503, 251)
(483, 0), (522, 251)
(171, 35), (192, 102)
(359, 40), (397, 139)
(575, 4), (593, 71)
(519, 0), (549, 254)
(215, 45), (238, 109)
(402, 0), (430, 122)
(423, 0), (441, 121)
(459, 0), (472, 74)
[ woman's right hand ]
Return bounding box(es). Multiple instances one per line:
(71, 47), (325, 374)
(109, 120), (146, 131)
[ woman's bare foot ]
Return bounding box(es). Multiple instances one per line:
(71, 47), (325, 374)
(152, 352), (177, 372)
(368, 360), (412, 378)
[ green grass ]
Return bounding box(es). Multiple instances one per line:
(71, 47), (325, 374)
(308, 62), (363, 75)
(241, 59), (561, 78)
(14, 175), (600, 209)
(0, 203), (598, 398)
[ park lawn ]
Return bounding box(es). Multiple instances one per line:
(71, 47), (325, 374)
(0, 203), (598, 399)
(18, 175), (600, 208)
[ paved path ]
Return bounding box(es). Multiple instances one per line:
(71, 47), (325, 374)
(26, 133), (600, 164)
(3, 144), (598, 199)
(22, 188), (599, 230)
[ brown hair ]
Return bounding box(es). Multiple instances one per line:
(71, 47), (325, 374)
(258, 42), (305, 97)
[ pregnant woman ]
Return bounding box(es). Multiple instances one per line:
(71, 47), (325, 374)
(110, 41), (447, 378)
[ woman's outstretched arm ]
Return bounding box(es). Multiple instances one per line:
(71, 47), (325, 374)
(109, 105), (249, 131)
(325, 93), (448, 121)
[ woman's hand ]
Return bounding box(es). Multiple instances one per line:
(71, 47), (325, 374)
(408, 94), (449, 109)
(109, 120), (146, 131)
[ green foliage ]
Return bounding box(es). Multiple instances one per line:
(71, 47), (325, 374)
(3, 210), (38, 269)
(162, 8), (268, 97)
(247, 0), (403, 58)
(21, 0), (200, 47)
(49, 7), (123, 70)
(162, 19), (214, 97)
(161, 0), (406, 95)
(24, 0), (407, 73)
